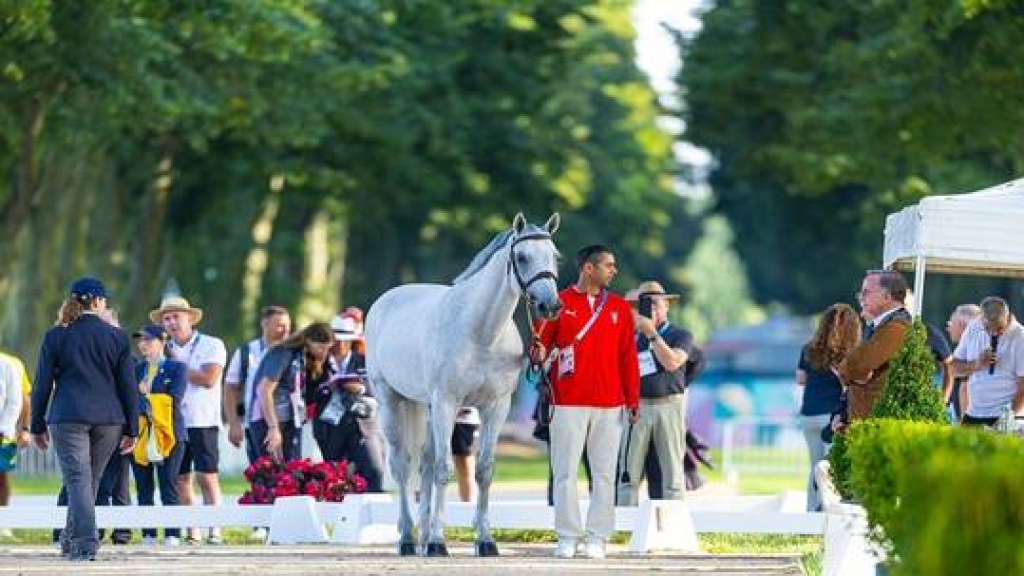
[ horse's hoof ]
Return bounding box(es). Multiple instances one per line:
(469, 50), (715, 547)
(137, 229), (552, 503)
(425, 542), (449, 557)
(398, 542), (418, 556)
(475, 540), (500, 557)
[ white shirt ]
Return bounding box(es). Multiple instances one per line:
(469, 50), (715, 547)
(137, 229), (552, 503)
(0, 357), (24, 437)
(868, 306), (905, 331)
(225, 338), (270, 426)
(954, 318), (1024, 418)
(170, 332), (227, 428)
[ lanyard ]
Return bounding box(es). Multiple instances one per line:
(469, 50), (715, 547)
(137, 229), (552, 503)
(575, 290), (609, 343)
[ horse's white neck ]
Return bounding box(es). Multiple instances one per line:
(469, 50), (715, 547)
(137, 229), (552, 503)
(454, 242), (519, 346)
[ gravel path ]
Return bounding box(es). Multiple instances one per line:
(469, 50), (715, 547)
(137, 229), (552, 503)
(0, 544), (805, 575)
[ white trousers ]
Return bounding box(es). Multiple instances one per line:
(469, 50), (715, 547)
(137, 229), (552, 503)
(549, 405), (624, 543)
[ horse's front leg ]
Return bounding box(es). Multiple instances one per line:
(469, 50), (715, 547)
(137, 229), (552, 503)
(425, 398), (457, 556)
(473, 395), (511, 556)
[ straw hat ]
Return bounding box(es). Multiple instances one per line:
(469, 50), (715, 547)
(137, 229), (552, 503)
(626, 280), (680, 302)
(149, 296), (204, 324)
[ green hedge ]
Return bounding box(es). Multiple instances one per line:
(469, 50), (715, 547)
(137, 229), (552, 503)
(844, 419), (1024, 574)
(829, 320), (947, 500)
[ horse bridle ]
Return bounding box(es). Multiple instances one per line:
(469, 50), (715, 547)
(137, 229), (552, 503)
(507, 232), (557, 300)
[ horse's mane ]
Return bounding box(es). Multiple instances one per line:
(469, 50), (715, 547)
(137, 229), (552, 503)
(454, 229), (513, 284)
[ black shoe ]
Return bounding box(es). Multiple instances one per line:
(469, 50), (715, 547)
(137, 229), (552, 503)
(68, 551), (96, 562)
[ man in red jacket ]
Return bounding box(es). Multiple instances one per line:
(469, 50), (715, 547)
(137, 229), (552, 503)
(532, 244), (640, 559)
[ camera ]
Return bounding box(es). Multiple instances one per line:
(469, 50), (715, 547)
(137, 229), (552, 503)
(349, 396), (378, 419)
(638, 295), (653, 319)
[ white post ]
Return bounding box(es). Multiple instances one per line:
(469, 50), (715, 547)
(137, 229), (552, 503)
(721, 420), (737, 488)
(912, 255), (926, 318)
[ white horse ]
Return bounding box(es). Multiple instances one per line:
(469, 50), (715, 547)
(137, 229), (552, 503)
(365, 213), (562, 556)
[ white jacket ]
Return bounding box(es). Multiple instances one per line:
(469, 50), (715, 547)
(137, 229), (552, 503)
(0, 357), (24, 438)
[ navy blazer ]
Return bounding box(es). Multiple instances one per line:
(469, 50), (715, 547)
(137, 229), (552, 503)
(31, 314), (140, 436)
(134, 358), (189, 443)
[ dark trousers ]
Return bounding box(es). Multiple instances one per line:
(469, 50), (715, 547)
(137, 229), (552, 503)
(54, 452), (132, 544)
(131, 442), (186, 538)
(244, 427), (260, 465)
(313, 418), (383, 492)
(249, 419), (302, 462)
(962, 414), (999, 427)
(50, 423), (122, 555)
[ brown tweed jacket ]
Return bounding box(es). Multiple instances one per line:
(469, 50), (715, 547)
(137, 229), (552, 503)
(838, 308), (912, 420)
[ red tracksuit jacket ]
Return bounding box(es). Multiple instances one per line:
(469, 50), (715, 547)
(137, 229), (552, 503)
(537, 287), (640, 408)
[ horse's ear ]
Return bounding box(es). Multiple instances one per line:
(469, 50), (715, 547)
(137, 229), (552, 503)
(544, 213), (561, 235)
(513, 212), (526, 233)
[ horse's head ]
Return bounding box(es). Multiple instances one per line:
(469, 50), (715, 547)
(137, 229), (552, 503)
(509, 213), (563, 320)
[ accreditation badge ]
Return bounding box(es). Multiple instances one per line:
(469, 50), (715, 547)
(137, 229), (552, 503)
(558, 345), (575, 378)
(638, 350), (657, 377)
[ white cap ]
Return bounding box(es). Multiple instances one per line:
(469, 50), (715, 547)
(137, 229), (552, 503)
(331, 315), (362, 341)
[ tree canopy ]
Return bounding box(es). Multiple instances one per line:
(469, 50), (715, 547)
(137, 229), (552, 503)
(678, 1), (1024, 315)
(0, 0), (700, 363)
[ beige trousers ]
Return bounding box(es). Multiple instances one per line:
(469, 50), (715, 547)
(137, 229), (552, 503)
(549, 405), (624, 543)
(616, 393), (687, 506)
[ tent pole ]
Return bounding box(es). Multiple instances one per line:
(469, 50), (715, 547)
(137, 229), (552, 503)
(912, 255), (926, 318)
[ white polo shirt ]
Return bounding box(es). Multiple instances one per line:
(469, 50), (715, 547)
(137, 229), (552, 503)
(170, 331), (227, 428)
(953, 318), (1024, 418)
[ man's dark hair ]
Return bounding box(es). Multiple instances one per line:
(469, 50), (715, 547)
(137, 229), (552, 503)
(576, 244), (612, 271)
(867, 269), (908, 303)
(261, 305), (289, 319)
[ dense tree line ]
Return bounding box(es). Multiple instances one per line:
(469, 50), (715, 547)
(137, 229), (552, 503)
(0, 1), (699, 362)
(678, 0), (1024, 316)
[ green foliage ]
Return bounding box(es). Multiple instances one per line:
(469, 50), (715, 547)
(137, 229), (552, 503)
(844, 419), (1024, 575)
(0, 0), (700, 361)
(678, 1), (1024, 312)
(829, 320), (947, 500)
(870, 321), (948, 423)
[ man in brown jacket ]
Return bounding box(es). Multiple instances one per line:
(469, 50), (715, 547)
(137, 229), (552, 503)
(839, 271), (912, 420)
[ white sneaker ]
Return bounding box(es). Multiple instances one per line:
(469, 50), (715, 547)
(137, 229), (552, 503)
(164, 536), (181, 547)
(141, 536), (157, 546)
(206, 528), (223, 545)
(554, 539), (577, 558)
(582, 539), (606, 559)
(250, 527), (268, 541)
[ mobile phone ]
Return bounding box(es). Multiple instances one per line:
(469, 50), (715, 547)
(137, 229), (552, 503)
(638, 295), (653, 319)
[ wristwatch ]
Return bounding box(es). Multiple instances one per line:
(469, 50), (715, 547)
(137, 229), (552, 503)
(647, 333), (661, 344)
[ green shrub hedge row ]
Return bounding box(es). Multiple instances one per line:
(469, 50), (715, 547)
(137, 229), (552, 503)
(829, 320), (947, 501)
(844, 418), (1024, 575)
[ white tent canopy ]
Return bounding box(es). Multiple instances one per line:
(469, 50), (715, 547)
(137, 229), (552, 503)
(883, 177), (1024, 315)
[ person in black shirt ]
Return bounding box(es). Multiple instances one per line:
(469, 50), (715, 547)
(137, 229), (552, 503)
(616, 281), (693, 506)
(796, 303), (861, 511)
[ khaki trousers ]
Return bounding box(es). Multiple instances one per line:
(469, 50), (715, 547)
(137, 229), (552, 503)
(550, 405), (624, 543)
(616, 393), (687, 506)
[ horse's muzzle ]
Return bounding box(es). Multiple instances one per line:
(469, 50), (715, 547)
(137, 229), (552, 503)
(536, 299), (563, 320)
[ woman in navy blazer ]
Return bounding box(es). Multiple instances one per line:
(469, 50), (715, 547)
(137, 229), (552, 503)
(130, 324), (188, 546)
(30, 277), (139, 561)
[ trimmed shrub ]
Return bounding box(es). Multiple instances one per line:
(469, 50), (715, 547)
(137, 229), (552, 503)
(844, 419), (1024, 574)
(829, 320), (947, 500)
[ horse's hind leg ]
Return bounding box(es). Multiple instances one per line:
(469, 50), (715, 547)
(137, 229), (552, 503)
(424, 398), (457, 556)
(473, 395), (512, 557)
(377, 381), (424, 555)
(417, 423), (436, 553)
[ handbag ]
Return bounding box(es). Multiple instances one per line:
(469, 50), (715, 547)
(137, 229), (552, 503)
(0, 440), (18, 473)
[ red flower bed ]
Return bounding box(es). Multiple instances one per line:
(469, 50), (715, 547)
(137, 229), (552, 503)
(239, 456), (367, 504)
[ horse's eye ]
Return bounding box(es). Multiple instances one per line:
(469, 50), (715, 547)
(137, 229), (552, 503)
(517, 254), (527, 264)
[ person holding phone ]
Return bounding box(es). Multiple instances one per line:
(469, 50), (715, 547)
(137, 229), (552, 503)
(616, 281), (693, 506)
(307, 315), (382, 491)
(31, 277), (139, 561)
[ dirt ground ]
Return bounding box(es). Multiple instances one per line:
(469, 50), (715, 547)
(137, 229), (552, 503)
(0, 543), (805, 575)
